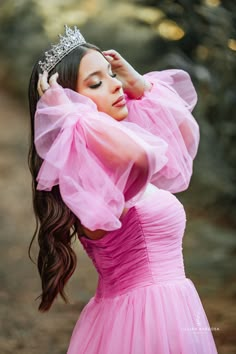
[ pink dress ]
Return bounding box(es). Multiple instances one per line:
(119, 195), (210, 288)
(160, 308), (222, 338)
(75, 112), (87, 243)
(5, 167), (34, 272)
(34, 70), (218, 353)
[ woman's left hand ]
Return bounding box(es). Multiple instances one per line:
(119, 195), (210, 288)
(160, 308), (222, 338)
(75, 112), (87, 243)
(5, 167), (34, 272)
(37, 71), (59, 97)
(103, 49), (151, 99)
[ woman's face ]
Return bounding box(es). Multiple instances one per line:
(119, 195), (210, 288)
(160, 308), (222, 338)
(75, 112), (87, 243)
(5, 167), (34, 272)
(76, 50), (128, 121)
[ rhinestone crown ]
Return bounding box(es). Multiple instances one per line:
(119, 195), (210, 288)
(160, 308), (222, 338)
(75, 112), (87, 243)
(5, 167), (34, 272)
(38, 25), (86, 73)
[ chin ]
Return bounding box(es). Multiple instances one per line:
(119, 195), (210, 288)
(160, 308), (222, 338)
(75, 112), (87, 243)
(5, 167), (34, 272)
(112, 108), (128, 121)
(114, 115), (128, 121)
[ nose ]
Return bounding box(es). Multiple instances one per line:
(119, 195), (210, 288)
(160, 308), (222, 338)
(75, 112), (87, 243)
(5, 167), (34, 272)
(110, 76), (122, 92)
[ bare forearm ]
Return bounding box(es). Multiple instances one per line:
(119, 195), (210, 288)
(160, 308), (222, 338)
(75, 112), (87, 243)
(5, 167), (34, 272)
(124, 75), (152, 99)
(102, 49), (152, 99)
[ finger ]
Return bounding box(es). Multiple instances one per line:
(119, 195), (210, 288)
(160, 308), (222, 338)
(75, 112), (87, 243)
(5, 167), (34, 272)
(102, 49), (120, 59)
(38, 71), (50, 94)
(37, 74), (44, 97)
(41, 71), (50, 90)
(49, 72), (59, 86)
(37, 72), (50, 96)
(103, 49), (117, 54)
(37, 85), (44, 97)
(104, 55), (114, 62)
(41, 70), (48, 83)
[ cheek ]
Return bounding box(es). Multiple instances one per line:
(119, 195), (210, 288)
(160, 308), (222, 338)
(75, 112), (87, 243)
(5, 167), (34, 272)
(90, 95), (109, 112)
(79, 92), (105, 112)
(78, 89), (117, 116)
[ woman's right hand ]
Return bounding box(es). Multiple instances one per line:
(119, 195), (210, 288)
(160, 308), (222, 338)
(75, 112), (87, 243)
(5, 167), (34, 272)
(102, 50), (151, 99)
(37, 71), (59, 97)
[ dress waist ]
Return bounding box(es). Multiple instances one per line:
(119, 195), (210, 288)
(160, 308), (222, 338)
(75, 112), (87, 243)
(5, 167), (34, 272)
(95, 270), (186, 300)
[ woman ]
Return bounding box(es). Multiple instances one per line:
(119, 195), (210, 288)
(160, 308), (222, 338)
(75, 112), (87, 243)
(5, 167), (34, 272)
(28, 25), (218, 353)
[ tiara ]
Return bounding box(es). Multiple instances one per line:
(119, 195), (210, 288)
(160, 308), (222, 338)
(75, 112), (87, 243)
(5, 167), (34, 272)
(38, 25), (86, 73)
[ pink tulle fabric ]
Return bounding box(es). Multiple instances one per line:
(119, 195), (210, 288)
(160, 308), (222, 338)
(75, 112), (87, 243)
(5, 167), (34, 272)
(35, 83), (168, 231)
(34, 70), (218, 353)
(125, 70), (199, 193)
(67, 185), (218, 353)
(34, 69), (199, 231)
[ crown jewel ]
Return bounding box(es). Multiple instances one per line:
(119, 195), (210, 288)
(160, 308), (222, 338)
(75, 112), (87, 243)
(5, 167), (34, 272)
(38, 25), (86, 73)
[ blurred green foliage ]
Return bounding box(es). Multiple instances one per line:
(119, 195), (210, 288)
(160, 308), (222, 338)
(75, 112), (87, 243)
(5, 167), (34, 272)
(0, 0), (235, 222)
(134, 0), (236, 218)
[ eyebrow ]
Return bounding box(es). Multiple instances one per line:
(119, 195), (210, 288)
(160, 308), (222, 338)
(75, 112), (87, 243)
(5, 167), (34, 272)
(83, 63), (111, 82)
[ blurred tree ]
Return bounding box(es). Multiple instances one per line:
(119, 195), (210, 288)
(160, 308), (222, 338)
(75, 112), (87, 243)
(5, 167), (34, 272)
(128, 0), (236, 222)
(0, 0), (47, 102)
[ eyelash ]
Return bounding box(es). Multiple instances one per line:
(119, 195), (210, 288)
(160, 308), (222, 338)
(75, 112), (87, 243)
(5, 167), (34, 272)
(89, 73), (117, 89)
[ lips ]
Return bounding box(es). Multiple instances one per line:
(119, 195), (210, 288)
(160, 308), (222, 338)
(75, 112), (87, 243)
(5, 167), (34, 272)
(112, 95), (126, 107)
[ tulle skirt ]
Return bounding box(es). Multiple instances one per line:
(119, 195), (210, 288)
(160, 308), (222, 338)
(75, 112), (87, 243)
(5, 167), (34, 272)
(67, 278), (218, 354)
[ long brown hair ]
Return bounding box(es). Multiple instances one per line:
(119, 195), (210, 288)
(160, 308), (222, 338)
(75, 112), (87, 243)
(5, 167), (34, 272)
(28, 43), (101, 312)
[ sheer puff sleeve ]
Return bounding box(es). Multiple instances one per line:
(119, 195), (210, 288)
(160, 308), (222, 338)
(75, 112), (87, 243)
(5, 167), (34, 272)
(34, 83), (168, 231)
(125, 69), (200, 193)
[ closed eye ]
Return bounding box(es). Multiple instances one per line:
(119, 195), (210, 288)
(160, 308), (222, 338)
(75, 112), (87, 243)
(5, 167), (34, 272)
(89, 73), (117, 89)
(89, 81), (102, 89)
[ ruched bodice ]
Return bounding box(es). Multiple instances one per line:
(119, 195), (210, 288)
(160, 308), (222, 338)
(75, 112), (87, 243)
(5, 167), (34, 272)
(80, 185), (187, 299)
(71, 186), (218, 354)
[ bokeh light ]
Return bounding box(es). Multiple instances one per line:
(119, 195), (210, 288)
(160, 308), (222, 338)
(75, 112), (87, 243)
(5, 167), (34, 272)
(154, 20), (185, 41)
(228, 38), (236, 51)
(204, 0), (221, 7)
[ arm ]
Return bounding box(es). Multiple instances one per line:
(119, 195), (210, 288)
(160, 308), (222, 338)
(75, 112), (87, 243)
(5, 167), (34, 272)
(102, 49), (152, 99)
(37, 70), (148, 172)
(125, 69), (200, 193)
(100, 54), (200, 193)
(35, 75), (168, 231)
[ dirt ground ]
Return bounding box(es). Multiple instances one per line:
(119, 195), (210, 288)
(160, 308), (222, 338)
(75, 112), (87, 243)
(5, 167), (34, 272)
(0, 90), (235, 353)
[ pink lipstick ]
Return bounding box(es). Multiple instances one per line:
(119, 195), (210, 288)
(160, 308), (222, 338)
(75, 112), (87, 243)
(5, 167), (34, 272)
(113, 95), (126, 107)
